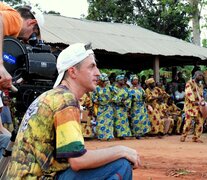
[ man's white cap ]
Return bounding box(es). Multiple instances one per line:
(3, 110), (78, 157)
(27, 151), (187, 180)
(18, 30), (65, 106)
(30, 6), (44, 30)
(53, 43), (94, 88)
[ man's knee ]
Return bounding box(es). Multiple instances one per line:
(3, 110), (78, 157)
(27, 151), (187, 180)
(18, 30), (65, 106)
(118, 158), (132, 171)
(117, 158), (133, 179)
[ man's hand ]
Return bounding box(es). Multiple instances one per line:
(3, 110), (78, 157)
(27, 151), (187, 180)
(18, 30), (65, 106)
(0, 63), (12, 90)
(120, 145), (141, 169)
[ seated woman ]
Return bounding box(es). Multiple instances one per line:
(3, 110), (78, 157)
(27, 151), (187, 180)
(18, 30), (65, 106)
(166, 97), (183, 134)
(174, 84), (185, 110)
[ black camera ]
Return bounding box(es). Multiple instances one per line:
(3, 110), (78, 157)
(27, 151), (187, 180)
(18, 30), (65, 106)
(3, 35), (59, 119)
(3, 35), (57, 81)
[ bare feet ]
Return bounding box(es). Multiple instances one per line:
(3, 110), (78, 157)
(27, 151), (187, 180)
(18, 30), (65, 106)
(180, 136), (185, 142)
(192, 137), (203, 143)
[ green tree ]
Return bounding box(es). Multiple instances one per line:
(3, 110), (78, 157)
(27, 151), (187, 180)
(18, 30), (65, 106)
(87, 0), (192, 40)
(87, 0), (135, 23)
(2, 0), (24, 6)
(45, 11), (61, 15)
(134, 0), (192, 40)
(188, 0), (207, 47)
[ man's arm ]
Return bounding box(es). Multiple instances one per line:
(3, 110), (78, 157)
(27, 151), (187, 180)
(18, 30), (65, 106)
(68, 145), (141, 171)
(0, 14), (12, 90)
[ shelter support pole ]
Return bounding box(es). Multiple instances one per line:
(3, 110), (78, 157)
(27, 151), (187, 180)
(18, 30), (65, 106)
(153, 56), (160, 82)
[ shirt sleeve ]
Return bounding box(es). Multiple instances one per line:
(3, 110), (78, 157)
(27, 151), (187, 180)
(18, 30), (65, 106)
(0, 3), (22, 37)
(54, 106), (86, 159)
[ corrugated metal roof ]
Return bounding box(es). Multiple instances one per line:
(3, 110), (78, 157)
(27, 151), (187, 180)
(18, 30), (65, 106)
(41, 14), (207, 61)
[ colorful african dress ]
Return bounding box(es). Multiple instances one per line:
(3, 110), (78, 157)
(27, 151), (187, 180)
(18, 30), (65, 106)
(145, 87), (162, 134)
(112, 86), (132, 138)
(182, 79), (204, 139)
(79, 92), (95, 138)
(166, 103), (182, 134)
(92, 85), (114, 140)
(130, 86), (151, 136)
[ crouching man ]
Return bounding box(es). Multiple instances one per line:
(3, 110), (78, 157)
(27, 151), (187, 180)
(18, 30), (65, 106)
(6, 43), (141, 179)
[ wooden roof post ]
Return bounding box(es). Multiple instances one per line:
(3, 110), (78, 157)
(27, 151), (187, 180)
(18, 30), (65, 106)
(153, 56), (160, 82)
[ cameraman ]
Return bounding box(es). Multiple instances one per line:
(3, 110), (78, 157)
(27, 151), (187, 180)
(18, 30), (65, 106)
(0, 2), (44, 90)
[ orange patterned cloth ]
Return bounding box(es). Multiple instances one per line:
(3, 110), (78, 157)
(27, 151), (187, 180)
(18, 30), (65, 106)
(184, 79), (203, 116)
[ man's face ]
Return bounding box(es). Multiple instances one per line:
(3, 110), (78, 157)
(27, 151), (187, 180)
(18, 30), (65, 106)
(18, 19), (39, 41)
(3, 97), (9, 106)
(75, 54), (100, 92)
(195, 73), (204, 82)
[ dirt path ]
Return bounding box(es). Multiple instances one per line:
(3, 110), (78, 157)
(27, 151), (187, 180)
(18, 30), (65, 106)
(85, 133), (207, 180)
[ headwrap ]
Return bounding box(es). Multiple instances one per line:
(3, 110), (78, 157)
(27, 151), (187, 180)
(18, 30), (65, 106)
(193, 71), (204, 79)
(99, 73), (108, 81)
(130, 74), (138, 82)
(145, 78), (155, 85)
(116, 74), (125, 81)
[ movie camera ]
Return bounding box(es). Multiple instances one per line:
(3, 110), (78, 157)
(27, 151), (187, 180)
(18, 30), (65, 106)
(3, 35), (59, 118)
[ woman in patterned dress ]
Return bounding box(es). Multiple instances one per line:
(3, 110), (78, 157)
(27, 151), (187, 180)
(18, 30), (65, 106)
(145, 78), (164, 135)
(112, 74), (132, 139)
(79, 92), (95, 138)
(92, 73), (115, 141)
(129, 75), (151, 138)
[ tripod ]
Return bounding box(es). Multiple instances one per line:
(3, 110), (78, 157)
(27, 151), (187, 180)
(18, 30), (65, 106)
(0, 130), (17, 179)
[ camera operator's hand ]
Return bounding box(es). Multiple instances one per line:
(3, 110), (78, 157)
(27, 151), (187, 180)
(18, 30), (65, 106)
(0, 63), (12, 90)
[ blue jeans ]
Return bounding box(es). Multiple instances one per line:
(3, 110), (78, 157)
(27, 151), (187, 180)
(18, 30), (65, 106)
(0, 134), (10, 158)
(56, 158), (132, 180)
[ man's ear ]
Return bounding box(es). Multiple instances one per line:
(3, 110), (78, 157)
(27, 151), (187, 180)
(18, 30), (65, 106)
(27, 19), (37, 26)
(68, 67), (77, 79)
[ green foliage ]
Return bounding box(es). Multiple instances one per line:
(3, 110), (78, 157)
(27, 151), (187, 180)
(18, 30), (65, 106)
(100, 69), (126, 76)
(87, 0), (135, 23)
(139, 69), (154, 79)
(202, 38), (207, 47)
(87, 0), (192, 40)
(3, 0), (24, 6)
(133, 0), (192, 40)
(46, 11), (61, 15)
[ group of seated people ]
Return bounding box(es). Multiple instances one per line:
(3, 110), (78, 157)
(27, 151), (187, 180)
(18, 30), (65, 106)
(79, 72), (185, 141)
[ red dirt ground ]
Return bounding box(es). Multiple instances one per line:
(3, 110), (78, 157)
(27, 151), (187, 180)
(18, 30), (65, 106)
(85, 133), (207, 180)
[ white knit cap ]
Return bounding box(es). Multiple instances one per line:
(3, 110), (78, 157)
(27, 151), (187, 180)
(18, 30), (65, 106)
(53, 43), (94, 88)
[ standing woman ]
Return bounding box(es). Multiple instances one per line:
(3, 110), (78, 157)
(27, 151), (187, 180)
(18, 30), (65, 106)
(112, 75), (132, 139)
(130, 75), (151, 138)
(92, 73), (115, 141)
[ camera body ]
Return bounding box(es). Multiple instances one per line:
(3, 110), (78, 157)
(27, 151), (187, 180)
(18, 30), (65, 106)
(3, 36), (59, 118)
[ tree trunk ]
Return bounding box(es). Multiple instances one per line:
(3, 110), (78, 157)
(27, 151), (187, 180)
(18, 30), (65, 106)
(189, 0), (201, 46)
